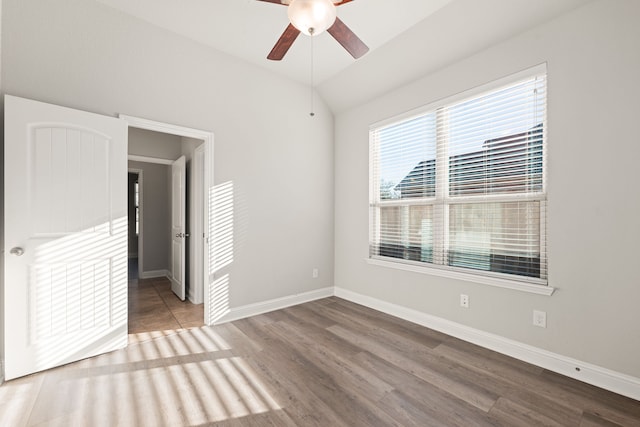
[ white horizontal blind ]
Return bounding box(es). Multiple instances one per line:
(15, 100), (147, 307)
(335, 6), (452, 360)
(370, 70), (547, 284)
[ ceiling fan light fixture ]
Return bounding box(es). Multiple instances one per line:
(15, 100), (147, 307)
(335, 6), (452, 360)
(287, 0), (337, 36)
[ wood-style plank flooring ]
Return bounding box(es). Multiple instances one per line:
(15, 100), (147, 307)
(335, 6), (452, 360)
(1, 297), (638, 426)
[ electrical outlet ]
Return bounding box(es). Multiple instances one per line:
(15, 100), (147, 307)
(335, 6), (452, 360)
(533, 310), (547, 328)
(460, 294), (469, 308)
(312, 268), (319, 279)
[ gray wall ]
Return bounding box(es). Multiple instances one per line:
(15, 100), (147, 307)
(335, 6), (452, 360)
(128, 161), (170, 273)
(334, 0), (640, 378)
(128, 127), (183, 275)
(1, 0), (334, 316)
(129, 127), (182, 160)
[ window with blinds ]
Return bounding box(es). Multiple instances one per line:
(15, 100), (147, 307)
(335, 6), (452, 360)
(369, 69), (547, 284)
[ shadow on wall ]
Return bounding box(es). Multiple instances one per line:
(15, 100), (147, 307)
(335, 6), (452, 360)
(208, 181), (234, 323)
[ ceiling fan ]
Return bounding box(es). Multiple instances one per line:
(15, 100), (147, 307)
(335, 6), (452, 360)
(258, 0), (369, 61)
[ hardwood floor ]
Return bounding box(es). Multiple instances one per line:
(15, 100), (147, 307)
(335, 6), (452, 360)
(1, 297), (638, 426)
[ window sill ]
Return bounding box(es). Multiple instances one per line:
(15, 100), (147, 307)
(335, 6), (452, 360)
(366, 257), (555, 296)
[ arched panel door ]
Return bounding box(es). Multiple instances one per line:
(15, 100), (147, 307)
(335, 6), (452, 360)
(4, 95), (128, 380)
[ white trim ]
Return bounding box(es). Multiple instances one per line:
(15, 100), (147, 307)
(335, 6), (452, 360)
(128, 154), (173, 165)
(121, 114), (214, 326)
(334, 287), (640, 401)
(189, 145), (205, 305)
(203, 129), (214, 325)
(375, 192), (546, 208)
(120, 115), (212, 140)
(367, 258), (554, 296)
(139, 269), (170, 280)
(0, 359), (4, 384)
(212, 287), (334, 325)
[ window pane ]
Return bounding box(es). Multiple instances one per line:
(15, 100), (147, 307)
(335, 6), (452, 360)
(378, 206), (403, 258)
(373, 205), (433, 263)
(409, 205), (433, 263)
(447, 78), (545, 196)
(448, 201), (542, 278)
(375, 114), (437, 200)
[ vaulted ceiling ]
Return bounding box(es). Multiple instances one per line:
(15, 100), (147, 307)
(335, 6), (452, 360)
(96, 0), (591, 112)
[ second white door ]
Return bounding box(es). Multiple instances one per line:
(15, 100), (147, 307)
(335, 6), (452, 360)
(170, 156), (186, 300)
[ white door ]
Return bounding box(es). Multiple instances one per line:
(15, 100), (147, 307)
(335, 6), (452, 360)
(4, 95), (128, 380)
(170, 156), (186, 301)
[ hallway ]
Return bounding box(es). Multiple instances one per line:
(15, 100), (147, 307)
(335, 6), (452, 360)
(128, 258), (204, 338)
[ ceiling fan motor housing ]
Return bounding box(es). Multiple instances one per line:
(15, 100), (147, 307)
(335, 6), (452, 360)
(262, 0), (368, 61)
(287, 0), (337, 36)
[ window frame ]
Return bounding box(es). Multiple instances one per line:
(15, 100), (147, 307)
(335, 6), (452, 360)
(368, 64), (553, 296)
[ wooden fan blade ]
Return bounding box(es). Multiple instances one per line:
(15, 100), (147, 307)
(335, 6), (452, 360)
(257, 0), (286, 5)
(334, 0), (355, 5)
(327, 17), (369, 59)
(268, 24), (301, 60)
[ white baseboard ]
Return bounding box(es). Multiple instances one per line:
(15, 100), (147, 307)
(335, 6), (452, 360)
(334, 287), (640, 402)
(139, 269), (169, 280)
(213, 287), (334, 325)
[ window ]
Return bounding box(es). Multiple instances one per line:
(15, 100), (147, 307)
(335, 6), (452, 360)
(134, 180), (140, 235)
(369, 68), (547, 285)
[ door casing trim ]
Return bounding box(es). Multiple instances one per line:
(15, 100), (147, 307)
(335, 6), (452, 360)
(120, 114), (214, 324)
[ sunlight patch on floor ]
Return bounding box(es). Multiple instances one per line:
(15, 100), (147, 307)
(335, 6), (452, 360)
(0, 326), (283, 425)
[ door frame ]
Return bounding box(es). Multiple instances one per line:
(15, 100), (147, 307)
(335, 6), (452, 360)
(120, 115), (213, 324)
(191, 144), (205, 304)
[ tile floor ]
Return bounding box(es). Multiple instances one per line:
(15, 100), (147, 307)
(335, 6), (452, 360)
(127, 257), (204, 337)
(128, 277), (205, 336)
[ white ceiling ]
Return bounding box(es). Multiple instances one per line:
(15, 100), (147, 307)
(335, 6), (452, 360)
(95, 0), (455, 84)
(96, 0), (591, 111)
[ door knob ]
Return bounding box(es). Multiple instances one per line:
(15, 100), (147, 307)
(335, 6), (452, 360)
(10, 247), (24, 256)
